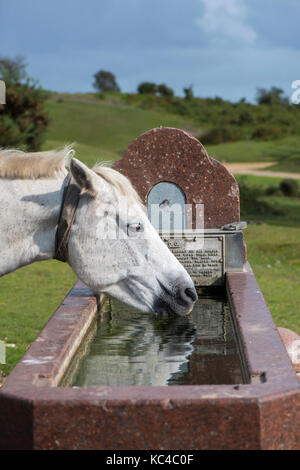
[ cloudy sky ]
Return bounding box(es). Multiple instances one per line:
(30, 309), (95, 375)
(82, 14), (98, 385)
(0, 0), (299, 102)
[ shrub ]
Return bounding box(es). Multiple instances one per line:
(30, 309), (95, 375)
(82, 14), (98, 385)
(256, 86), (289, 106)
(251, 125), (285, 140)
(265, 186), (282, 196)
(280, 179), (299, 197)
(201, 126), (242, 145)
(238, 110), (253, 124)
(238, 177), (282, 216)
(157, 83), (174, 98)
(0, 75), (49, 151)
(137, 82), (157, 94)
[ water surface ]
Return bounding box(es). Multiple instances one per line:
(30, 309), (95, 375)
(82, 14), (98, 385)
(63, 289), (245, 387)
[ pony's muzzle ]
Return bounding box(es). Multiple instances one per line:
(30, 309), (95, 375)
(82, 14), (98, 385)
(184, 286), (198, 302)
(155, 279), (198, 316)
(176, 284), (198, 308)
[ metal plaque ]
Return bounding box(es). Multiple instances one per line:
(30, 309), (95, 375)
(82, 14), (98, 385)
(164, 235), (225, 286)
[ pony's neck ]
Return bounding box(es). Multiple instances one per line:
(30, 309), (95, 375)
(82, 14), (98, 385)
(0, 176), (66, 277)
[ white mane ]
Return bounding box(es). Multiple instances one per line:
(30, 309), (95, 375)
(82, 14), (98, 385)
(93, 162), (142, 204)
(0, 146), (141, 204)
(0, 145), (74, 179)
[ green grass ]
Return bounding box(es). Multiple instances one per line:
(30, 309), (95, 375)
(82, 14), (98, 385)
(235, 174), (285, 188)
(206, 135), (300, 168)
(245, 224), (300, 334)
(236, 175), (300, 334)
(235, 174), (300, 227)
(237, 174), (300, 332)
(44, 94), (300, 171)
(0, 261), (76, 377)
(43, 97), (196, 166)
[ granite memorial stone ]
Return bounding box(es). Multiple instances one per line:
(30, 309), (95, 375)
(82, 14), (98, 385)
(113, 127), (246, 285)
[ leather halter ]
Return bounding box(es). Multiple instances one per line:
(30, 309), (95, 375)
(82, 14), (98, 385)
(54, 174), (81, 263)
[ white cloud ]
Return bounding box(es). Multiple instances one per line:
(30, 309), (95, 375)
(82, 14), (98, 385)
(197, 0), (257, 46)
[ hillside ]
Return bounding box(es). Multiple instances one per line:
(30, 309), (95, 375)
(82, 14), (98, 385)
(42, 93), (300, 172)
(42, 94), (201, 166)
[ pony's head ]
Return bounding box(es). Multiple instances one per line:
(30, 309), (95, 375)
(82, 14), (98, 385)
(68, 158), (198, 315)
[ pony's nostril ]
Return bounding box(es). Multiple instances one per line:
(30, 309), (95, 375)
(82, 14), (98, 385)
(185, 287), (198, 302)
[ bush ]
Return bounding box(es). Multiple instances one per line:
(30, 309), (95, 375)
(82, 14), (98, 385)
(265, 186), (282, 196)
(238, 110), (253, 124)
(157, 83), (174, 98)
(201, 126), (242, 145)
(0, 79), (49, 151)
(0, 56), (49, 151)
(137, 82), (157, 94)
(251, 125), (285, 140)
(238, 177), (282, 216)
(280, 179), (299, 197)
(256, 86), (289, 106)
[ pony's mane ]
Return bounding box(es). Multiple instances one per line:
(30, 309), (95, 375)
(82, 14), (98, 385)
(92, 162), (142, 205)
(0, 146), (142, 204)
(0, 146), (74, 179)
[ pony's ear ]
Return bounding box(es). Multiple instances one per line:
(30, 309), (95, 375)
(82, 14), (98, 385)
(70, 158), (97, 197)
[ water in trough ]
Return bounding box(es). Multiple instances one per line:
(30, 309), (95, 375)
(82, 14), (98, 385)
(62, 288), (245, 387)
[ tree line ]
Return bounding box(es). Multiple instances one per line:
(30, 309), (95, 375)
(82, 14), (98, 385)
(93, 69), (289, 105)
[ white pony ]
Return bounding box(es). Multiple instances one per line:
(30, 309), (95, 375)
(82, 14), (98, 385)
(0, 146), (197, 315)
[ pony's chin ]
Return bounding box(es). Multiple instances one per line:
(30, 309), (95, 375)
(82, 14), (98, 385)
(152, 297), (193, 317)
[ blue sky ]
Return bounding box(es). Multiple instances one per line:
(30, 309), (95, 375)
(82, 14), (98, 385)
(0, 0), (299, 102)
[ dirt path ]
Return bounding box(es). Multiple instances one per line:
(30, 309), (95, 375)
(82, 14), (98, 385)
(224, 162), (300, 180)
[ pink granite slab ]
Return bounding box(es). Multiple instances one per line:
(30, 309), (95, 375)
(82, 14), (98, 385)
(113, 127), (240, 229)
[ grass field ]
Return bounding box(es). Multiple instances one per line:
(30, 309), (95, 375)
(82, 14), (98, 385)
(43, 96), (198, 166)
(244, 224), (300, 334)
(206, 135), (300, 169)
(237, 174), (300, 333)
(1, 94), (300, 380)
(235, 174), (300, 228)
(44, 95), (300, 171)
(0, 261), (76, 377)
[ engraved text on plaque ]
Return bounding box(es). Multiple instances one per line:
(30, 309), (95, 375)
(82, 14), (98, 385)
(164, 236), (225, 286)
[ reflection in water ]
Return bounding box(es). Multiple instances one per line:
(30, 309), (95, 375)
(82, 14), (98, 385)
(66, 290), (244, 387)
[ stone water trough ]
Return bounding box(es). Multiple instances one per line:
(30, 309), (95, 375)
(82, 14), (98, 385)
(1, 128), (300, 450)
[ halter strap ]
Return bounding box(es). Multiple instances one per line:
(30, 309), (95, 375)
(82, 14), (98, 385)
(54, 173), (81, 263)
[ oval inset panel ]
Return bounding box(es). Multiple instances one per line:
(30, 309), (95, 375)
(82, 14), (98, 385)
(147, 181), (186, 230)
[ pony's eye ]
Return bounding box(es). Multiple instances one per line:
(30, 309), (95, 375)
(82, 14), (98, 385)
(127, 223), (143, 235)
